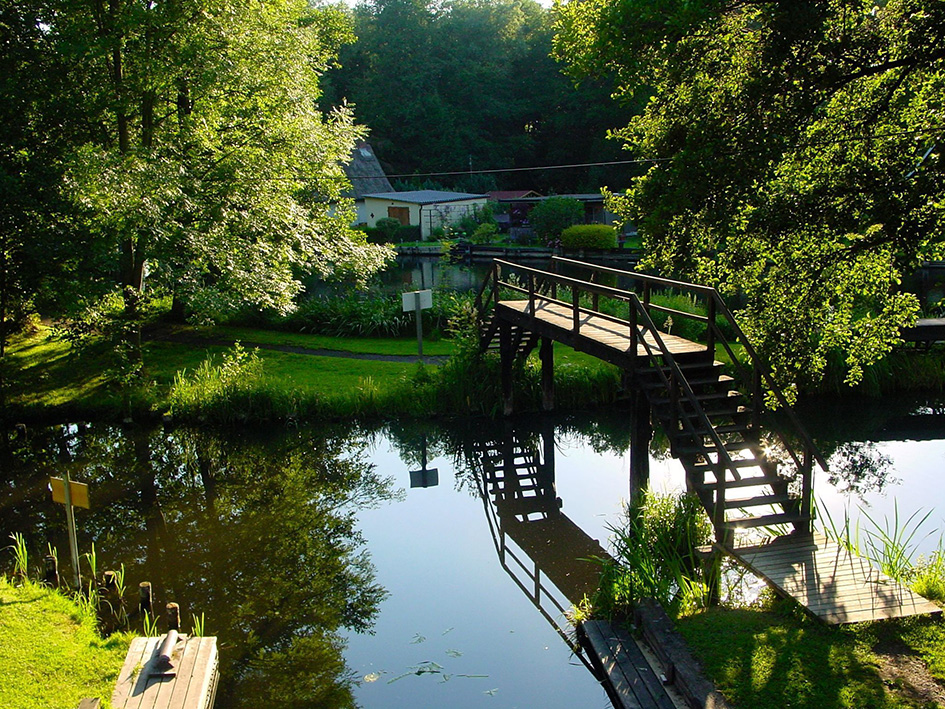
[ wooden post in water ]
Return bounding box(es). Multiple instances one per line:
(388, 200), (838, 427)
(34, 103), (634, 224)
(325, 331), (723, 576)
(44, 554), (59, 588)
(166, 602), (180, 632)
(139, 581), (152, 618)
(500, 322), (514, 416)
(540, 337), (554, 411)
(628, 386), (651, 507)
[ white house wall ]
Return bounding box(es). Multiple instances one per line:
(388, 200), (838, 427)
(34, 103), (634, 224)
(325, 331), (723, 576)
(360, 197), (488, 239)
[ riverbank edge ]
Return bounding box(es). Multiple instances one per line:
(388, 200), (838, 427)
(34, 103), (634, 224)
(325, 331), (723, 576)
(3, 325), (945, 427)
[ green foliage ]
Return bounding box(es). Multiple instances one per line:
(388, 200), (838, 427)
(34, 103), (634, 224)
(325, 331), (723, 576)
(598, 491), (712, 618)
(555, 0), (942, 390)
(375, 218), (403, 241)
(167, 344), (299, 423)
(325, 0), (636, 194)
(528, 197), (584, 243)
(560, 224), (617, 249)
(676, 605), (902, 709)
(470, 222), (499, 244)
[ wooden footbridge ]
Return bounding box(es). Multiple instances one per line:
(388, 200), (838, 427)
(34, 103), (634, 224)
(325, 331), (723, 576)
(474, 257), (941, 625)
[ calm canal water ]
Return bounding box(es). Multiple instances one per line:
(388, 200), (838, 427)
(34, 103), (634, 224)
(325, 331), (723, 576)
(2, 398), (942, 708)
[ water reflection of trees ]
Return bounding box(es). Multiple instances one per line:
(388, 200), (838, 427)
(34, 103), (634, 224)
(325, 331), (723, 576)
(826, 442), (897, 498)
(1, 423), (398, 709)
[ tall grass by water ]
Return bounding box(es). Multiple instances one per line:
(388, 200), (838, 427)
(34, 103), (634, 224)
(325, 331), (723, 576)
(596, 491), (713, 619)
(818, 500), (945, 603)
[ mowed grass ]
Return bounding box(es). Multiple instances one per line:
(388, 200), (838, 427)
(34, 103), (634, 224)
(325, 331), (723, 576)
(0, 578), (131, 709)
(676, 600), (945, 709)
(207, 325), (456, 356)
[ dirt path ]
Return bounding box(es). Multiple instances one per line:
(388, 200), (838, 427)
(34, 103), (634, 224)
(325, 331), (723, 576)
(154, 331), (449, 364)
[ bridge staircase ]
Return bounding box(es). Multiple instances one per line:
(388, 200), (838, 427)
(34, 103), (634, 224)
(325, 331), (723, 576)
(474, 257), (827, 544)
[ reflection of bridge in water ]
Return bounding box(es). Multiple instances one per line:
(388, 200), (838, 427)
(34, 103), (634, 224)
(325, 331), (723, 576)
(474, 257), (941, 626)
(465, 422), (608, 672)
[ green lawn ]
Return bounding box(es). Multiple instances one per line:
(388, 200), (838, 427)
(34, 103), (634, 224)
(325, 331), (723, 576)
(676, 599), (945, 709)
(207, 325), (456, 356)
(0, 578), (131, 709)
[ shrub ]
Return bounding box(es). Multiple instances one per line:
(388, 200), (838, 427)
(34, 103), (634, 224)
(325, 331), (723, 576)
(397, 224), (422, 242)
(528, 197), (583, 242)
(470, 223), (498, 244)
(561, 224), (617, 249)
(375, 218), (403, 242)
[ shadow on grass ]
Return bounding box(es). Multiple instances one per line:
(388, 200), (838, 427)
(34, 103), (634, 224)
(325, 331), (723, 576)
(677, 606), (899, 708)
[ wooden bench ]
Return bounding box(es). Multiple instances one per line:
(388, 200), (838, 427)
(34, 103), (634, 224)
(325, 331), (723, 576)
(578, 619), (677, 709)
(111, 635), (218, 709)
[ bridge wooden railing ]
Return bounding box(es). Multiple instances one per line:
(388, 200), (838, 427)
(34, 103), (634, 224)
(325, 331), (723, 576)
(551, 258), (826, 479)
(479, 258), (827, 530)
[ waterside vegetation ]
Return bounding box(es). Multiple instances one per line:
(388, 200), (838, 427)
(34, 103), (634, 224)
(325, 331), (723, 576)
(593, 492), (945, 708)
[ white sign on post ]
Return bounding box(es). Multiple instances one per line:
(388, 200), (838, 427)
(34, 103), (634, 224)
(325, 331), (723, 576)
(401, 289), (433, 312)
(402, 289), (433, 357)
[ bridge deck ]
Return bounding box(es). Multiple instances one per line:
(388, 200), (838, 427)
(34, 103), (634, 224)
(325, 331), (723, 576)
(728, 534), (942, 624)
(498, 299), (706, 362)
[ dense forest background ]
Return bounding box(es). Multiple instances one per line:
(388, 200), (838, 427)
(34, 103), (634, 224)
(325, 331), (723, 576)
(320, 0), (640, 194)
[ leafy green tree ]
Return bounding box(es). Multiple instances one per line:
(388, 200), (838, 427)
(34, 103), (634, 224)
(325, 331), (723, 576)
(555, 0), (943, 389)
(324, 0), (637, 193)
(43, 0), (391, 323)
(528, 196), (583, 243)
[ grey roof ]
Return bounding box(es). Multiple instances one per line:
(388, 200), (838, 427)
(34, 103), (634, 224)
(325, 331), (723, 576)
(363, 190), (488, 205)
(343, 143), (393, 199)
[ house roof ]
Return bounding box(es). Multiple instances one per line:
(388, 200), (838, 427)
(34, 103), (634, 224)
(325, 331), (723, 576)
(488, 190), (542, 200)
(363, 190), (488, 205)
(343, 142), (393, 199)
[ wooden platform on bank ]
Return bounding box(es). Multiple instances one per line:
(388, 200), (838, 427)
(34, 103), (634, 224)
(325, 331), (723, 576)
(578, 620), (678, 709)
(728, 533), (942, 624)
(111, 635), (219, 709)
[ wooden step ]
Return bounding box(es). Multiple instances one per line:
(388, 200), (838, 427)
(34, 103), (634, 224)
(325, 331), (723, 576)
(689, 457), (770, 475)
(695, 475), (790, 491)
(675, 440), (760, 456)
(723, 493), (795, 509)
(723, 512), (811, 530)
(649, 390), (742, 407)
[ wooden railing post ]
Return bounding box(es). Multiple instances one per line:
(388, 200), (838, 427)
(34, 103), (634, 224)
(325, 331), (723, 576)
(629, 299), (638, 360)
(572, 285), (580, 334)
(528, 272), (535, 315)
(493, 261), (500, 308)
(801, 448), (813, 533)
(752, 368), (762, 431)
(706, 296), (716, 358)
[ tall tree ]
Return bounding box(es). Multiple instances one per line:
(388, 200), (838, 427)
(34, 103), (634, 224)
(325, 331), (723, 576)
(44, 0), (391, 321)
(324, 0), (637, 192)
(555, 0), (945, 390)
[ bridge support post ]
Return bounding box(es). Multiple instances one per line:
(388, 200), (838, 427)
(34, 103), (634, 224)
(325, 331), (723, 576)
(628, 385), (651, 506)
(500, 322), (514, 416)
(540, 337), (554, 411)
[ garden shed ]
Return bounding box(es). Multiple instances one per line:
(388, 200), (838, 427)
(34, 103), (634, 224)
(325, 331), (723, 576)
(360, 190), (489, 240)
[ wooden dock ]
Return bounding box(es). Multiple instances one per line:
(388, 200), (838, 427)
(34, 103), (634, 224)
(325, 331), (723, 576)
(498, 298), (706, 366)
(728, 534), (943, 624)
(112, 635), (219, 709)
(578, 620), (678, 709)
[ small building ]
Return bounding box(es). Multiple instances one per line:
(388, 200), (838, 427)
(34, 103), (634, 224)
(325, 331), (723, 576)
(342, 142), (394, 225)
(361, 190), (489, 240)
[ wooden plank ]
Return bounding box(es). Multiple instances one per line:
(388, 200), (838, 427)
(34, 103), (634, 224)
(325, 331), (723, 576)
(111, 637), (156, 708)
(729, 534), (942, 624)
(111, 635), (220, 709)
(580, 621), (676, 709)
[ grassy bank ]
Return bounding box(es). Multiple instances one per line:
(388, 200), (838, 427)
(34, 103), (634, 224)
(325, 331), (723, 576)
(1, 324), (621, 423)
(0, 577), (131, 709)
(594, 492), (945, 708)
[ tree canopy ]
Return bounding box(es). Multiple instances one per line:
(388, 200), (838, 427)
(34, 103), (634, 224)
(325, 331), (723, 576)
(2, 0), (391, 332)
(323, 0), (639, 193)
(554, 0), (944, 389)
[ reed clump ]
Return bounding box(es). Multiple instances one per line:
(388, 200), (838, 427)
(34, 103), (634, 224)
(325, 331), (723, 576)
(595, 491), (713, 619)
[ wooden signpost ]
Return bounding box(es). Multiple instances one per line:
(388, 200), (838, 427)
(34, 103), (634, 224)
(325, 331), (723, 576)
(401, 289), (433, 358)
(49, 473), (88, 589)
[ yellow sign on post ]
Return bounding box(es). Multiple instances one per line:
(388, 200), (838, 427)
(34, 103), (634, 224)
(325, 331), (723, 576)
(50, 477), (90, 509)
